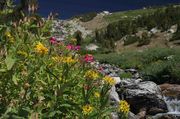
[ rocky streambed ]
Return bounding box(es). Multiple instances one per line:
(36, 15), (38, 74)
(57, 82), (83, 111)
(92, 61), (180, 119)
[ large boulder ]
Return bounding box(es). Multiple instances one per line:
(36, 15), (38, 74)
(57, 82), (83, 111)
(115, 80), (168, 115)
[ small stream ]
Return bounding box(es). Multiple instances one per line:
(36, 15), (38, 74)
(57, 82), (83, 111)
(153, 96), (180, 119)
(164, 96), (180, 114)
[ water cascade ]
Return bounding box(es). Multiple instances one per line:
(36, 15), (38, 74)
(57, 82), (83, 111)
(164, 96), (180, 114)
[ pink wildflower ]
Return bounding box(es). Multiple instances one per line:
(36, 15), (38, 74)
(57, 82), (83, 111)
(74, 45), (81, 51)
(66, 44), (74, 50)
(84, 54), (94, 63)
(50, 37), (57, 44)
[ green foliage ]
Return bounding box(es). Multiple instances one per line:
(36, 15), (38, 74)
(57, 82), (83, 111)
(142, 61), (172, 84)
(0, 13), (117, 119)
(74, 30), (83, 45)
(124, 35), (140, 46)
(137, 32), (151, 46)
(95, 5), (180, 49)
(95, 52), (143, 69)
(104, 8), (157, 23)
(170, 64), (180, 82)
(120, 72), (133, 79)
(95, 47), (180, 84)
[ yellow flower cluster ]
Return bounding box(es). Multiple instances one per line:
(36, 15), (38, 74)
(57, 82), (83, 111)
(35, 42), (48, 54)
(82, 104), (93, 115)
(62, 56), (77, 64)
(17, 51), (28, 57)
(52, 56), (77, 64)
(52, 56), (63, 62)
(5, 31), (14, 43)
(103, 76), (115, 85)
(94, 92), (100, 98)
(118, 100), (130, 115)
(84, 70), (99, 80)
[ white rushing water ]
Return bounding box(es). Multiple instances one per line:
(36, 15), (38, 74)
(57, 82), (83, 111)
(164, 96), (180, 114)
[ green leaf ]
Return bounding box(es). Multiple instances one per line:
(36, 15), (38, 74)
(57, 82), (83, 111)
(12, 75), (19, 85)
(48, 111), (61, 117)
(5, 55), (15, 70)
(0, 69), (7, 72)
(59, 104), (72, 108)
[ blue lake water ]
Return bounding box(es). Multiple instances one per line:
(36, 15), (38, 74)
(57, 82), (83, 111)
(16, 0), (180, 19)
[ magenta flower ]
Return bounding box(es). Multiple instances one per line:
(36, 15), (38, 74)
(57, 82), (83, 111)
(74, 45), (81, 51)
(84, 54), (94, 63)
(50, 37), (57, 44)
(66, 45), (81, 51)
(66, 44), (74, 50)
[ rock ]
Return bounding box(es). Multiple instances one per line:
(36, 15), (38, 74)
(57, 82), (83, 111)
(111, 112), (119, 119)
(128, 112), (139, 119)
(149, 107), (167, 115)
(109, 78), (121, 119)
(116, 81), (168, 115)
(112, 77), (121, 84)
(168, 24), (178, 34)
(159, 83), (180, 97)
(150, 28), (161, 34)
(152, 113), (180, 119)
(137, 108), (147, 119)
(109, 72), (119, 77)
(133, 72), (141, 79)
(125, 68), (138, 74)
(52, 19), (93, 40)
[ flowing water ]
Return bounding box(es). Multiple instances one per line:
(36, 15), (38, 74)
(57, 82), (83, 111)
(152, 96), (180, 119)
(164, 96), (180, 115)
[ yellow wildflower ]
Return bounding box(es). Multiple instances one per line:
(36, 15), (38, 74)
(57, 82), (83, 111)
(94, 92), (100, 98)
(52, 56), (63, 62)
(84, 70), (99, 80)
(62, 56), (77, 64)
(5, 31), (14, 43)
(82, 104), (93, 115)
(34, 42), (48, 54)
(103, 76), (115, 85)
(17, 51), (28, 57)
(118, 100), (130, 115)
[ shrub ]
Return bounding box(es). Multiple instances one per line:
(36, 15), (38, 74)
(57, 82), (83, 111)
(170, 65), (180, 83)
(142, 61), (171, 84)
(73, 30), (83, 45)
(123, 35), (140, 46)
(140, 48), (175, 64)
(95, 48), (180, 84)
(137, 32), (151, 46)
(120, 72), (133, 79)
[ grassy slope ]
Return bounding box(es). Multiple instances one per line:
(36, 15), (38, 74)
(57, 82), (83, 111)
(104, 7), (164, 23)
(80, 4), (180, 53)
(101, 5), (179, 52)
(81, 7), (160, 30)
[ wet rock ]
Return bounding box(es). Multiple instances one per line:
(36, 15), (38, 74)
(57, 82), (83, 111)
(109, 77), (121, 119)
(152, 113), (180, 119)
(149, 107), (167, 115)
(116, 81), (168, 115)
(128, 112), (139, 119)
(159, 83), (180, 97)
(137, 108), (147, 119)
